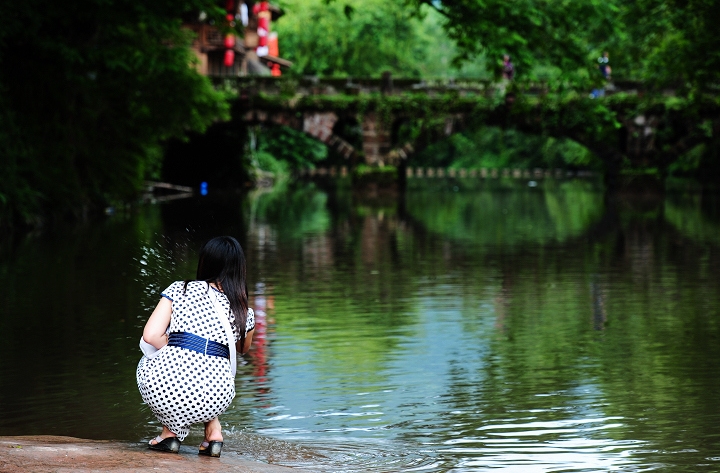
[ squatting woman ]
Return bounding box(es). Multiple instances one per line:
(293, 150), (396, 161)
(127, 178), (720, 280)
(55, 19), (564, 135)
(137, 236), (255, 457)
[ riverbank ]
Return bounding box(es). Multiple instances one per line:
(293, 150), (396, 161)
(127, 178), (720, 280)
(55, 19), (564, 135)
(0, 436), (313, 473)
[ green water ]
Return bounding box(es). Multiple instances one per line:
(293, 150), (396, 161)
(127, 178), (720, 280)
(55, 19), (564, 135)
(1, 178), (719, 472)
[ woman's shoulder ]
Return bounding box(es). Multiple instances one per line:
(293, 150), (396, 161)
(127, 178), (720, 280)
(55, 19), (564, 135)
(183, 280), (213, 296)
(161, 280), (184, 300)
(162, 280), (208, 299)
(185, 280), (208, 288)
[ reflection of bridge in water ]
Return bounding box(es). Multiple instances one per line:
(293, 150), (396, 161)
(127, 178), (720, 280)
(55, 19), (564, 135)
(216, 75), (716, 177)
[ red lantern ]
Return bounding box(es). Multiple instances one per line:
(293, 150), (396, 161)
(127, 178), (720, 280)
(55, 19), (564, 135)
(257, 13), (269, 47)
(268, 32), (281, 76)
(268, 32), (278, 57)
(223, 0), (236, 68)
(253, 1), (271, 56)
(252, 1), (269, 17)
(224, 49), (235, 67)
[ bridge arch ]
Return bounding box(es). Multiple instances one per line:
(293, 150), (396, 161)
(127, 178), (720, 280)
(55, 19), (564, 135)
(242, 109), (358, 160)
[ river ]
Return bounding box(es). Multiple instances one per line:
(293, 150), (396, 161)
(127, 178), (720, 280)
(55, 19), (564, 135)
(1, 176), (719, 472)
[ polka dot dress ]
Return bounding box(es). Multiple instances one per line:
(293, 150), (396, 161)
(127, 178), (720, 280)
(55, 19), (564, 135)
(137, 281), (255, 441)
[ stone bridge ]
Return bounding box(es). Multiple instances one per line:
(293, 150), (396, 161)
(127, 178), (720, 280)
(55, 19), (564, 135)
(220, 75), (719, 177)
(241, 107), (406, 166)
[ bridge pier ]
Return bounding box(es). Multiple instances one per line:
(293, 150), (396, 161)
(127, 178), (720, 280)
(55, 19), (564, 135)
(361, 112), (391, 166)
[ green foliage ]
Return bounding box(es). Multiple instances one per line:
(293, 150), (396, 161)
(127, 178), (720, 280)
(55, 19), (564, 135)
(667, 144), (706, 175)
(409, 0), (617, 85)
(246, 180), (332, 239)
(275, 0), (487, 78)
(353, 164), (398, 187)
(255, 151), (291, 176)
(415, 127), (600, 171)
(268, 0), (720, 177)
(0, 0), (230, 228)
(615, 0), (720, 90)
(354, 164), (397, 176)
(257, 125), (328, 170)
(403, 0), (720, 91)
(404, 180), (605, 246)
(665, 192), (720, 245)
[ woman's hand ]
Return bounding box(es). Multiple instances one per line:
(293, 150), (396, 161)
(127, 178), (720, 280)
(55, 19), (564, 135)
(143, 297), (172, 350)
(237, 328), (255, 355)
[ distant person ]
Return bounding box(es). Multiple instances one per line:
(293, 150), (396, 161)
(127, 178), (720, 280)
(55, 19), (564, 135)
(598, 51), (611, 80)
(502, 54), (515, 81)
(137, 236), (255, 457)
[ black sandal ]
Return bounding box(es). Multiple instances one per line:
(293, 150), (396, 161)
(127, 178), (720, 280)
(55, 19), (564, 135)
(198, 440), (223, 457)
(148, 436), (181, 453)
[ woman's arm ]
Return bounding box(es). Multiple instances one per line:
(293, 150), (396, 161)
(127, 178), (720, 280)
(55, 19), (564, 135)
(142, 297), (172, 350)
(237, 328), (254, 355)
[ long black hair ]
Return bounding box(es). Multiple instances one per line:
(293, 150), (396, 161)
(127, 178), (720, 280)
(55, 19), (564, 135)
(190, 236), (249, 346)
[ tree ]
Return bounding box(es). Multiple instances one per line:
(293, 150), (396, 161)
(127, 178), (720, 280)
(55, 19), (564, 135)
(275, 0), (487, 78)
(405, 0), (618, 84)
(405, 0), (720, 91)
(616, 0), (720, 90)
(0, 0), (230, 228)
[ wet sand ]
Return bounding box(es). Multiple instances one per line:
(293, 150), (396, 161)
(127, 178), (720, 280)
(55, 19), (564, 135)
(0, 436), (313, 473)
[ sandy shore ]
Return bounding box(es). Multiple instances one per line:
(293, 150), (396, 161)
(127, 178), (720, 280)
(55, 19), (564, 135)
(0, 436), (314, 473)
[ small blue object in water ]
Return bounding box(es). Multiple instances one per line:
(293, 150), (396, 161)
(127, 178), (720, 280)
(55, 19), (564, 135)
(528, 180), (538, 187)
(200, 182), (208, 196)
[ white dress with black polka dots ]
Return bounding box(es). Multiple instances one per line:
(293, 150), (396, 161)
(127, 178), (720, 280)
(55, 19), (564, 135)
(136, 281), (255, 441)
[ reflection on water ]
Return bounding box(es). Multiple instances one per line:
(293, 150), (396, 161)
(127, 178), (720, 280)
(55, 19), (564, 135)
(1, 179), (720, 472)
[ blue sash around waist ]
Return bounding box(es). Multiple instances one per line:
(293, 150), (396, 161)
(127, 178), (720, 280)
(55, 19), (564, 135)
(168, 332), (230, 359)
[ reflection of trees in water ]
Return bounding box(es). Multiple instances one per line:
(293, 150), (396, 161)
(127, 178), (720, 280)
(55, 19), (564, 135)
(270, 183), (720, 469)
(403, 180), (605, 248)
(245, 184), (418, 383)
(243, 180), (719, 345)
(241, 181), (720, 465)
(665, 192), (720, 246)
(303, 234), (336, 270)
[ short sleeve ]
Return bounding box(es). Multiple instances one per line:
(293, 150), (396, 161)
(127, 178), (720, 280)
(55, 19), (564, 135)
(246, 308), (255, 334)
(160, 281), (183, 302)
(228, 306), (255, 342)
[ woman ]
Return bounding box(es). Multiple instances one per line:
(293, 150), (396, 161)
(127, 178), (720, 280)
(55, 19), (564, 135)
(137, 236), (255, 457)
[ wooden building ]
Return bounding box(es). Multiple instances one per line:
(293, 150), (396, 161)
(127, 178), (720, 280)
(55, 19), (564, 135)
(184, 1), (292, 77)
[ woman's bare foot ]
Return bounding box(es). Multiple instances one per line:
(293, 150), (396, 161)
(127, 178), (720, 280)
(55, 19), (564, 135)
(200, 417), (223, 449)
(149, 425), (177, 445)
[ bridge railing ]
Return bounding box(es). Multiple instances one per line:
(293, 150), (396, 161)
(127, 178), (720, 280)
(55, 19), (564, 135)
(213, 76), (549, 97)
(211, 75), (648, 98)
